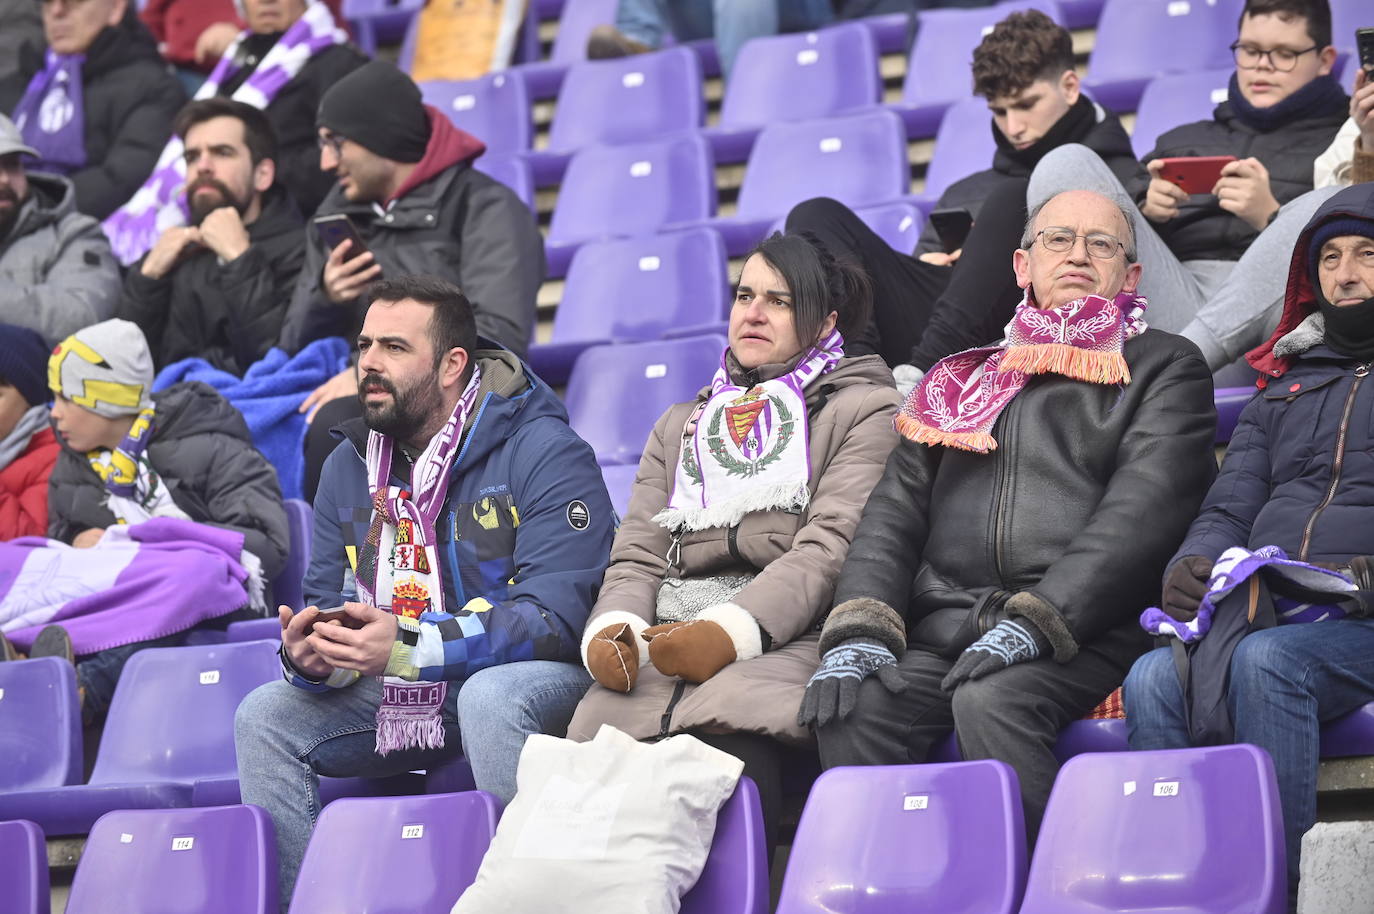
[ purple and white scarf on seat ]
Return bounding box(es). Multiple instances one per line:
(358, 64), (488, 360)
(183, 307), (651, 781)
(101, 0), (346, 265)
(653, 330), (843, 533)
(12, 51), (87, 174)
(359, 367), (482, 755)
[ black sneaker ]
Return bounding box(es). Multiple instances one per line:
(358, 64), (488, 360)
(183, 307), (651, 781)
(29, 625), (74, 665)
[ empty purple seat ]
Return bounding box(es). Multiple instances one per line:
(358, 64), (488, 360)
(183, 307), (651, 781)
(0, 819), (48, 914)
(708, 108), (909, 255)
(509, 0), (620, 99)
(913, 96), (998, 213)
(529, 228), (729, 384)
(1057, 0), (1106, 28)
(1320, 702), (1374, 758)
(473, 155), (536, 211)
(419, 72), (532, 158)
(853, 201), (925, 254)
(545, 133), (716, 278)
(890, 1), (1062, 138)
(290, 791), (500, 914)
(704, 23), (881, 164)
(1020, 745), (1286, 914)
(680, 776), (769, 914)
(526, 48), (704, 186)
(1082, 0), (1243, 113)
(67, 805), (277, 914)
(0, 657), (82, 791)
(1331, 0), (1365, 59)
(424, 756), (477, 794)
(601, 463), (638, 517)
(344, 0), (425, 56)
(777, 760), (1025, 914)
(272, 498), (312, 613)
(226, 618), (283, 642)
(1131, 68), (1231, 157)
(565, 335), (727, 466)
(856, 12), (913, 54)
(1215, 385), (1257, 444)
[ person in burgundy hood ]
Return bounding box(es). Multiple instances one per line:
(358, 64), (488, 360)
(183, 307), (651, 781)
(281, 61), (545, 499)
(0, 323), (59, 541)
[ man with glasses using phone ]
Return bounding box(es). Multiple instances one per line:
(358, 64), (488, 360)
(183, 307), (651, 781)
(798, 188), (1217, 843)
(1029, 0), (1348, 382)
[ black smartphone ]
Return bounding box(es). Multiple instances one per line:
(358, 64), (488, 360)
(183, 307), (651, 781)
(928, 206), (974, 254)
(302, 606), (367, 634)
(1358, 28), (1374, 73)
(313, 213), (370, 258)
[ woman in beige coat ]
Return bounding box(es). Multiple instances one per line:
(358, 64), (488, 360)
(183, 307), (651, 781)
(569, 232), (900, 847)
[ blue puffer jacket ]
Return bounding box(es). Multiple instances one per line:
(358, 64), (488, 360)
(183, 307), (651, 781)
(296, 346), (614, 687)
(1178, 182), (1374, 566)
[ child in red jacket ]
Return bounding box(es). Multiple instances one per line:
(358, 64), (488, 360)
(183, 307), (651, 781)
(0, 323), (58, 540)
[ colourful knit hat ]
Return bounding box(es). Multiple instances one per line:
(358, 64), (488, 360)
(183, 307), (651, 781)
(48, 319), (154, 418)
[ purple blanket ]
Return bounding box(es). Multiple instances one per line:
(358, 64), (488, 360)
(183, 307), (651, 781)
(0, 518), (252, 655)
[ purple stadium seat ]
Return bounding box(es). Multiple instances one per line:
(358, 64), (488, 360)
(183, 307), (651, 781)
(1082, 0), (1244, 113)
(1215, 385), (1257, 444)
(601, 463), (638, 517)
(913, 96), (998, 213)
(565, 335), (727, 466)
(856, 12), (913, 54)
(928, 717), (1128, 765)
(290, 791), (500, 914)
(424, 756), (477, 794)
(529, 228), (730, 384)
(1131, 68), (1231, 158)
(0, 657), (82, 790)
(680, 776), (769, 914)
(707, 108), (909, 256)
(1057, 0), (1106, 28)
(776, 760), (1026, 914)
(273, 498), (312, 613)
(226, 618), (284, 642)
(770, 200), (925, 254)
(473, 155), (536, 211)
(344, 0), (425, 56)
(0, 819), (48, 914)
(510, 0), (620, 100)
(1331, 0), (1366, 59)
(890, 1), (1062, 138)
(1320, 702), (1374, 758)
(419, 72), (532, 158)
(703, 23), (881, 164)
(545, 133), (716, 278)
(1020, 745), (1286, 914)
(525, 48), (704, 186)
(67, 805), (277, 914)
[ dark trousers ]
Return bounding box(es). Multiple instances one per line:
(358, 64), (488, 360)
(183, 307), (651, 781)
(303, 395), (364, 504)
(816, 622), (1146, 840)
(689, 729), (785, 859)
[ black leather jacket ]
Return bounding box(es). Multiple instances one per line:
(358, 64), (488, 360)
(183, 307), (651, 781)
(833, 329), (1217, 661)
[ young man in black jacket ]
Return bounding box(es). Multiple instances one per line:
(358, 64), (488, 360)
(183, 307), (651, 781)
(118, 98), (305, 374)
(1030, 0), (1348, 376)
(787, 10), (1144, 393)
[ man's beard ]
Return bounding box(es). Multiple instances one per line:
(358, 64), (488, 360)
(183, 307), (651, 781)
(359, 371), (443, 442)
(0, 185), (25, 240)
(186, 177), (249, 225)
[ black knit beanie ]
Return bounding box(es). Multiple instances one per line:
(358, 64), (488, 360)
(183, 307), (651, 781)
(317, 61), (430, 163)
(0, 323), (52, 407)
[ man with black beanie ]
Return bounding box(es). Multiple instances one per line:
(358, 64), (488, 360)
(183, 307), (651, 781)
(279, 61), (544, 498)
(1124, 180), (1374, 908)
(0, 323), (59, 540)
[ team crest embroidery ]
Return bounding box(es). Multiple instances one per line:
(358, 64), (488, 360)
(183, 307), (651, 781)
(706, 386), (795, 478)
(390, 518), (431, 574)
(392, 577), (432, 619)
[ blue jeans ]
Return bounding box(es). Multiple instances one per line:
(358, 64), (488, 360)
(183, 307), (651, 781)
(235, 660), (592, 910)
(1123, 621), (1374, 900)
(616, 0), (833, 78)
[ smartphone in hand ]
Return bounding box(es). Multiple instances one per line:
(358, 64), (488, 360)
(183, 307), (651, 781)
(1358, 28), (1374, 73)
(1156, 156), (1238, 195)
(313, 213), (370, 259)
(928, 206), (974, 254)
(303, 606), (368, 634)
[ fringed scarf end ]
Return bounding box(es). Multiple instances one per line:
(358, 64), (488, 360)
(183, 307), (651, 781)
(999, 343), (1131, 385)
(895, 413), (997, 453)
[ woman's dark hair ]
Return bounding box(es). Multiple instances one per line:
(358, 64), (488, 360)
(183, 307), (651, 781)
(743, 231), (873, 349)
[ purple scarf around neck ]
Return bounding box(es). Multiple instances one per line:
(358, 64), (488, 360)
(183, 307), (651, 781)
(12, 51), (87, 174)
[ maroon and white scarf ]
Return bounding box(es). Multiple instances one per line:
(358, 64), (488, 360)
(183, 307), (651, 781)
(359, 367), (482, 754)
(897, 290), (1147, 453)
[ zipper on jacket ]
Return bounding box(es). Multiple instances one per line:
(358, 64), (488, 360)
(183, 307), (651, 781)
(658, 680), (687, 738)
(727, 524), (743, 562)
(991, 401), (1020, 590)
(1298, 364), (1367, 560)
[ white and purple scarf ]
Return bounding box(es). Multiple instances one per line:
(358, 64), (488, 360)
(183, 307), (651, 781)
(1141, 545), (1357, 643)
(358, 368), (483, 755)
(897, 290), (1147, 453)
(654, 330), (843, 533)
(102, 0), (346, 265)
(12, 51), (87, 174)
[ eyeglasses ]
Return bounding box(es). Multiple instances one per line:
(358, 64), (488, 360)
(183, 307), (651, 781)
(1229, 41), (1319, 72)
(1031, 227), (1125, 260)
(316, 132), (345, 156)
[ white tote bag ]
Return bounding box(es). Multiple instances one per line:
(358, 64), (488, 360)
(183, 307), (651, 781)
(451, 724), (744, 914)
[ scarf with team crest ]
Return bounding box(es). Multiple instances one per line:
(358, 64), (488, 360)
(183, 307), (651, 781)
(358, 367), (482, 755)
(654, 330), (843, 533)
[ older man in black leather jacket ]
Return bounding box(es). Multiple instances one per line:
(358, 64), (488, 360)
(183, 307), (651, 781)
(797, 188), (1218, 838)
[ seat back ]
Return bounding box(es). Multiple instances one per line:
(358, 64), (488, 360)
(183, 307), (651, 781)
(852, 201), (925, 254)
(1331, 0), (1366, 58)
(546, 0), (620, 65)
(922, 96), (999, 201)
(89, 640), (281, 785)
(473, 155), (536, 210)
(272, 498), (313, 612)
(1131, 68), (1231, 157)
(0, 657), (82, 790)
(289, 791), (500, 914)
(547, 49), (703, 154)
(553, 228), (730, 345)
(67, 805), (277, 914)
(0, 819), (48, 914)
(721, 24), (880, 130)
(680, 777), (769, 914)
(1085, 0), (1242, 92)
(548, 134), (716, 247)
(776, 760), (1026, 914)
(1020, 745), (1286, 914)
(565, 335), (727, 466)
(736, 109), (908, 221)
(419, 72), (532, 156)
